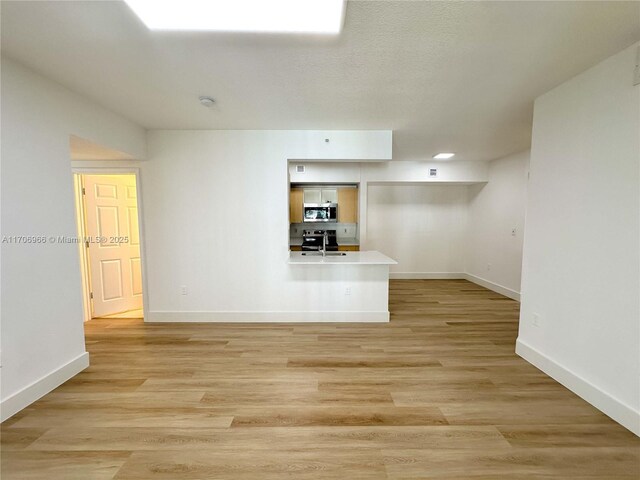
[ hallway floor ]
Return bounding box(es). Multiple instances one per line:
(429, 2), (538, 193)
(96, 309), (144, 320)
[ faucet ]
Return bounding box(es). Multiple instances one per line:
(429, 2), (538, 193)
(321, 231), (327, 257)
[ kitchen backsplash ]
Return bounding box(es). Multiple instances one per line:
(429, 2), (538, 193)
(290, 223), (358, 241)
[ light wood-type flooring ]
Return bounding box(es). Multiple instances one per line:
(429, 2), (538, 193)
(96, 309), (144, 320)
(2, 279), (639, 479)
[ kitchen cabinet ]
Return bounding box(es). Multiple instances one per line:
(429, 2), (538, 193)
(303, 188), (337, 204)
(321, 188), (337, 203)
(337, 187), (358, 223)
(289, 188), (303, 223)
(303, 188), (321, 204)
(292, 186), (356, 224)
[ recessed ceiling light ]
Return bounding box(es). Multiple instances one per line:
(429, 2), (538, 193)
(123, 0), (345, 34)
(433, 153), (455, 160)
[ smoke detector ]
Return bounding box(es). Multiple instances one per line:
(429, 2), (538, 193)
(199, 96), (216, 108)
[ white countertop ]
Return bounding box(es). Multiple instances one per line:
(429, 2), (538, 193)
(288, 250), (397, 265)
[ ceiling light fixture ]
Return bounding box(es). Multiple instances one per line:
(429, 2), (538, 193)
(123, 0), (345, 34)
(199, 96), (216, 107)
(433, 153), (455, 160)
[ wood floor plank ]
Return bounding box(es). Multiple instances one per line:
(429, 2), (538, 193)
(230, 406), (448, 427)
(0, 428), (49, 450)
(137, 378), (318, 392)
(26, 426), (510, 451)
(112, 449), (387, 480)
(10, 409), (233, 429)
(0, 451), (131, 480)
(440, 401), (614, 426)
(25, 391), (207, 410)
(202, 390), (395, 407)
(287, 357), (442, 368)
(496, 424), (640, 448)
(2, 279), (638, 480)
(382, 446), (640, 478)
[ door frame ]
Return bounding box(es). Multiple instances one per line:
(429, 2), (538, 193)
(72, 167), (149, 322)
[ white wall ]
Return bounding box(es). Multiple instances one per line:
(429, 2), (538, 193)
(288, 160), (489, 184)
(141, 130), (392, 322)
(517, 43), (640, 435)
(0, 57), (147, 420)
(362, 161), (488, 184)
(287, 131), (392, 161)
(466, 151), (530, 299)
(367, 185), (468, 278)
(289, 162), (362, 184)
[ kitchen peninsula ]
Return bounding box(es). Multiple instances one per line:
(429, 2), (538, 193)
(287, 250), (397, 322)
(288, 250), (395, 265)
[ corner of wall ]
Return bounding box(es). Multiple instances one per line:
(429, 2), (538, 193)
(464, 273), (520, 301)
(1, 352), (89, 422)
(516, 339), (639, 436)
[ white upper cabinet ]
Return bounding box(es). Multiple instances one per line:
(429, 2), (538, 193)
(303, 189), (321, 204)
(303, 188), (337, 204)
(321, 188), (337, 203)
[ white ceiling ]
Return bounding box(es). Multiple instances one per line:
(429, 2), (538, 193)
(2, 1), (639, 161)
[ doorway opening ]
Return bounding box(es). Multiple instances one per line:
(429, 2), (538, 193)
(73, 173), (145, 321)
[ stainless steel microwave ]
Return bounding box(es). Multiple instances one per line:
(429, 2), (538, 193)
(303, 203), (338, 222)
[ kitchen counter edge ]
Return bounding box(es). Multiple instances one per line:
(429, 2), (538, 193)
(287, 250), (397, 265)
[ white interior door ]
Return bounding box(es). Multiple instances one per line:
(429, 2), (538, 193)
(83, 174), (143, 317)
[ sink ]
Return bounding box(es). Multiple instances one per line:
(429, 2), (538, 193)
(301, 252), (347, 256)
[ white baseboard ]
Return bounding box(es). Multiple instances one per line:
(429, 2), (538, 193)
(1, 352), (89, 422)
(516, 339), (640, 436)
(147, 311), (389, 323)
(464, 273), (520, 301)
(387, 271), (521, 301)
(390, 272), (465, 280)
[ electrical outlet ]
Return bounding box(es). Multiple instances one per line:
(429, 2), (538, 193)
(532, 313), (541, 327)
(180, 285), (188, 295)
(486, 263), (491, 271)
(345, 287), (351, 296)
